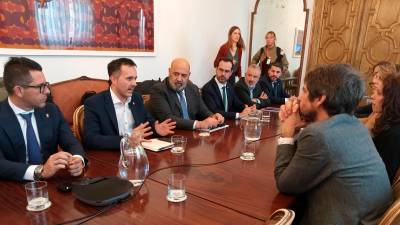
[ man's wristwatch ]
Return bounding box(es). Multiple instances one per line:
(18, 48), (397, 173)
(33, 165), (44, 181)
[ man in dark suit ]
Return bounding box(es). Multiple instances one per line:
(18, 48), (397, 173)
(260, 62), (289, 104)
(149, 58), (224, 130)
(84, 58), (176, 150)
(202, 58), (255, 120)
(0, 57), (85, 182)
(234, 64), (271, 109)
(276, 64), (392, 224)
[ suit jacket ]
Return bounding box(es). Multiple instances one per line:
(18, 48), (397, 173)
(234, 77), (271, 109)
(84, 90), (155, 150)
(0, 100), (85, 181)
(259, 76), (289, 104)
(373, 122), (400, 183)
(202, 77), (245, 120)
(213, 43), (243, 78)
(275, 114), (392, 225)
(149, 78), (212, 130)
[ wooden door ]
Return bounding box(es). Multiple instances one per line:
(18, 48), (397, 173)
(307, 0), (400, 93)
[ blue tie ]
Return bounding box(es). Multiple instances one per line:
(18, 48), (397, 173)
(222, 86), (228, 112)
(177, 91), (190, 119)
(20, 113), (42, 164)
(249, 86), (254, 99)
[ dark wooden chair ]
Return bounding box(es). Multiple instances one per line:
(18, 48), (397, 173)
(50, 76), (109, 126)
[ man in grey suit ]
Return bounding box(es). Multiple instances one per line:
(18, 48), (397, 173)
(149, 58), (224, 130)
(276, 64), (392, 225)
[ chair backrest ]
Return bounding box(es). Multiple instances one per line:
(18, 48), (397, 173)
(135, 79), (161, 95)
(72, 105), (85, 143)
(142, 94), (150, 105)
(266, 209), (295, 225)
(379, 199), (400, 225)
(390, 167), (400, 199)
(0, 77), (8, 101)
(51, 76), (108, 125)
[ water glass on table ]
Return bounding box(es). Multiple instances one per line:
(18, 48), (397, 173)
(240, 142), (256, 161)
(261, 110), (271, 123)
(25, 181), (52, 211)
(167, 173), (187, 202)
(244, 117), (262, 142)
(171, 135), (187, 154)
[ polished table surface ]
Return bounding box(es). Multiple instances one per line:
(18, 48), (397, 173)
(0, 112), (295, 225)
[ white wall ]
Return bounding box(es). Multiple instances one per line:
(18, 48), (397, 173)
(0, 0), (250, 87)
(251, 0), (306, 76)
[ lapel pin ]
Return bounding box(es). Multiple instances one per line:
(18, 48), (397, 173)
(45, 113), (49, 118)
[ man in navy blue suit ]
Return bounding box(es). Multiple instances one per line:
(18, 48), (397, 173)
(0, 57), (85, 181)
(260, 62), (290, 104)
(202, 58), (255, 120)
(84, 58), (176, 150)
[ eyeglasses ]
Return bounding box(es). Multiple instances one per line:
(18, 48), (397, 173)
(21, 82), (50, 93)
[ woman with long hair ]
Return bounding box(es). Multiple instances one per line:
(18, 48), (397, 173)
(214, 26), (245, 86)
(356, 61), (396, 118)
(364, 73), (400, 183)
(251, 31), (289, 78)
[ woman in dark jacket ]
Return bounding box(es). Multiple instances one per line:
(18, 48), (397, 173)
(365, 73), (400, 183)
(251, 31), (289, 78)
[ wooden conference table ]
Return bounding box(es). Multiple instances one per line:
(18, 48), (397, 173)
(0, 112), (295, 225)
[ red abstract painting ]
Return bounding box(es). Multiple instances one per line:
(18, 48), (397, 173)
(0, 0), (154, 52)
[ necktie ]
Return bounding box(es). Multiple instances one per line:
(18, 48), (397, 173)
(249, 86), (254, 99)
(272, 81), (278, 97)
(177, 91), (190, 119)
(20, 113), (42, 164)
(222, 86), (228, 112)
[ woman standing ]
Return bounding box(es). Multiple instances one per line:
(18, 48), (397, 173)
(251, 31), (289, 78)
(363, 73), (400, 183)
(214, 26), (245, 86)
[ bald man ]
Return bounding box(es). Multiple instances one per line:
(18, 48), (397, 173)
(149, 58), (224, 130)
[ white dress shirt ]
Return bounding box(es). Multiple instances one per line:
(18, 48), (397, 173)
(9, 98), (85, 181)
(110, 88), (135, 136)
(8, 98), (41, 180)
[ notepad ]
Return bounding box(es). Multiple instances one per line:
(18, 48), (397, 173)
(142, 139), (174, 152)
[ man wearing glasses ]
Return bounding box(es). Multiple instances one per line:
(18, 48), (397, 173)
(0, 57), (85, 182)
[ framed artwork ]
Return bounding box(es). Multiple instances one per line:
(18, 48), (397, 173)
(293, 27), (304, 58)
(0, 0), (154, 56)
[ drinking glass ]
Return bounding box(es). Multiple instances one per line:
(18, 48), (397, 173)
(25, 181), (51, 211)
(167, 173), (187, 202)
(261, 110), (271, 123)
(244, 117), (262, 142)
(240, 142), (256, 161)
(171, 135), (187, 154)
